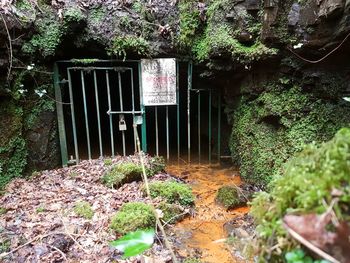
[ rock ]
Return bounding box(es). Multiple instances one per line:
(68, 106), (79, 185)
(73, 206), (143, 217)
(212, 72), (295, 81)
(288, 3), (300, 26)
(318, 0), (345, 20)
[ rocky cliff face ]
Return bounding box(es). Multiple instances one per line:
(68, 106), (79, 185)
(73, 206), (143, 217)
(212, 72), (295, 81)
(0, 0), (350, 188)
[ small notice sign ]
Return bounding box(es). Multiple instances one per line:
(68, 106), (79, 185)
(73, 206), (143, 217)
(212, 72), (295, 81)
(141, 58), (177, 106)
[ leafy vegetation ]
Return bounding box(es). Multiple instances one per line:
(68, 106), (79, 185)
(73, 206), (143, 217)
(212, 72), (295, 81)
(74, 201), (94, 220)
(250, 128), (350, 261)
(110, 202), (155, 234)
(216, 185), (243, 209)
(285, 249), (329, 263)
(148, 181), (194, 206)
(110, 229), (155, 259)
(178, 0), (201, 49)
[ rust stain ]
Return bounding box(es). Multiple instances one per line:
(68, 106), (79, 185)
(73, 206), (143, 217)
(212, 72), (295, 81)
(167, 164), (249, 263)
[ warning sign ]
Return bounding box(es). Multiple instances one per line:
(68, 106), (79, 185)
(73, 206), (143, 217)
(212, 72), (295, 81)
(141, 58), (177, 106)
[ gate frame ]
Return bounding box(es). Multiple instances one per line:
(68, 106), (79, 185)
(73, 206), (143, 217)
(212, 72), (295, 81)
(53, 59), (220, 167)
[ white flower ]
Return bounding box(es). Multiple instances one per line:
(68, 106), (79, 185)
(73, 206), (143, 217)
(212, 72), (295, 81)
(19, 84), (24, 87)
(343, 97), (350, 102)
(27, 65), (34, 70)
(18, 89), (28, 94)
(35, 89), (47, 97)
(293, 43), (303, 49)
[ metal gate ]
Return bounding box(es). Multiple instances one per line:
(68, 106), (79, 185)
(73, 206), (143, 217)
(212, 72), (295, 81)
(54, 60), (222, 166)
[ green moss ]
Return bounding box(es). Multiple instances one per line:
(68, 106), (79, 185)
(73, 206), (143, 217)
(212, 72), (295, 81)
(110, 202), (155, 234)
(229, 83), (350, 186)
(146, 156), (165, 176)
(89, 7), (106, 24)
(0, 207), (7, 215)
(0, 239), (10, 253)
(157, 202), (185, 224)
(103, 158), (113, 166)
(36, 206), (45, 213)
(22, 12), (64, 57)
(183, 259), (202, 263)
(178, 0), (201, 49)
(149, 181), (194, 206)
(74, 201), (94, 220)
(71, 58), (99, 64)
(251, 128), (350, 261)
(193, 25), (276, 63)
(63, 6), (85, 23)
(101, 162), (143, 188)
(216, 185), (243, 209)
(15, 0), (34, 11)
(108, 35), (150, 60)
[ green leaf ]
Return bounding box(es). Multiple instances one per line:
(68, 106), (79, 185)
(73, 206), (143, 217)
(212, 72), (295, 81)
(110, 229), (155, 258)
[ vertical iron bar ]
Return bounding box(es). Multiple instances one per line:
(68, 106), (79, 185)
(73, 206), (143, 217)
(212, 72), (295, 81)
(118, 71), (126, 156)
(198, 91), (201, 163)
(155, 106), (159, 156)
(139, 62), (147, 152)
(106, 70), (115, 157)
(130, 68), (137, 153)
(218, 91), (221, 163)
(166, 105), (170, 161)
(209, 90), (212, 164)
(54, 63), (68, 166)
(81, 70), (92, 160)
(176, 61), (180, 162)
(93, 70), (103, 157)
(187, 62), (192, 163)
(67, 69), (79, 164)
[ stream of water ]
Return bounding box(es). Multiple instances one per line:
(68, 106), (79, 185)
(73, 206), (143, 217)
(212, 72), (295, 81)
(167, 163), (249, 263)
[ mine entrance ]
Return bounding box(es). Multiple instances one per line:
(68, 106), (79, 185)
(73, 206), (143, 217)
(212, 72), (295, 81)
(54, 59), (224, 166)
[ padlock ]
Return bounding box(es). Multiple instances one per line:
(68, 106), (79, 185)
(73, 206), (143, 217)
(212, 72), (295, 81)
(119, 119), (127, 131)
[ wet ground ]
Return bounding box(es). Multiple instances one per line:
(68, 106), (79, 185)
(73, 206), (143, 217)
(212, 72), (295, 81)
(167, 163), (249, 263)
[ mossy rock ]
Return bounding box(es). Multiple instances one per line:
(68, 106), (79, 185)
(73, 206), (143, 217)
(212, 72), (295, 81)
(73, 201), (94, 220)
(110, 202), (155, 235)
(102, 162), (143, 188)
(148, 181), (194, 206)
(157, 202), (186, 224)
(216, 185), (245, 209)
(251, 128), (350, 261)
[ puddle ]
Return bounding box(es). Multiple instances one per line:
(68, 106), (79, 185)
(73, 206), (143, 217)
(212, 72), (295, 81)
(167, 163), (249, 263)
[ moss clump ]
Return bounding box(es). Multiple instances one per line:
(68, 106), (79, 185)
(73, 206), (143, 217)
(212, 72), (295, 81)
(230, 83), (350, 186)
(251, 128), (350, 261)
(89, 7), (106, 24)
(109, 36), (150, 60)
(0, 207), (7, 215)
(193, 25), (276, 63)
(103, 158), (113, 166)
(216, 185), (243, 209)
(110, 202), (155, 234)
(149, 181), (194, 206)
(71, 58), (99, 65)
(63, 7), (85, 23)
(74, 201), (94, 219)
(146, 156), (165, 176)
(178, 0), (201, 49)
(157, 202), (185, 224)
(102, 162), (143, 188)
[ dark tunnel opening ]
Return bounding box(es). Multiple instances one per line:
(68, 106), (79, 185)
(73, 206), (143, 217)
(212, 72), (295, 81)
(59, 61), (229, 163)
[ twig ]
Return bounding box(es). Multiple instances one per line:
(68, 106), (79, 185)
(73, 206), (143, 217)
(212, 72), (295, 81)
(48, 245), (67, 261)
(283, 222), (341, 263)
(134, 124), (179, 263)
(0, 232), (54, 259)
(60, 218), (89, 253)
(0, 12), (13, 81)
(162, 210), (189, 228)
(287, 31), (350, 64)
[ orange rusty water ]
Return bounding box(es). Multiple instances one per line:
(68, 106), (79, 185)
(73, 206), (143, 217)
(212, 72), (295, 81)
(167, 163), (249, 263)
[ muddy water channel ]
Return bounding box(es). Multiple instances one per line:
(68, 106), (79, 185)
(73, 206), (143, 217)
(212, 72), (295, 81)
(167, 164), (249, 263)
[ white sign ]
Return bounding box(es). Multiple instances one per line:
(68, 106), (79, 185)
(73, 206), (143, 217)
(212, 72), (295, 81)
(141, 58), (177, 106)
